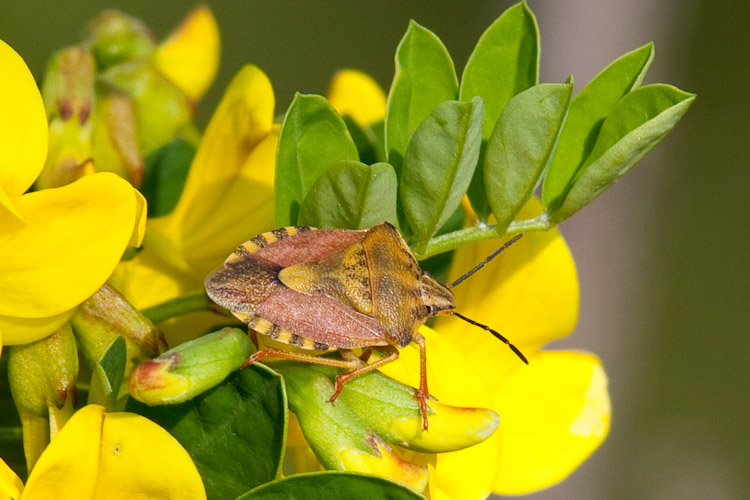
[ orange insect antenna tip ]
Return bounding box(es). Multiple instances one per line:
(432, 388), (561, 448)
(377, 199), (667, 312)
(452, 312), (529, 365)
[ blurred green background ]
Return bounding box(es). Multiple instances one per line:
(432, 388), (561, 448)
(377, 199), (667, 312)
(2, 1), (747, 498)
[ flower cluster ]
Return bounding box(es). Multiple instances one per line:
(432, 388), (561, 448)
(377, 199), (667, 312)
(0, 2), (693, 499)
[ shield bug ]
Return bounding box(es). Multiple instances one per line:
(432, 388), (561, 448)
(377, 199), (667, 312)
(205, 222), (527, 429)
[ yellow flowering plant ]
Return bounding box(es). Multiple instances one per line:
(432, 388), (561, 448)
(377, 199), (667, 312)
(0, 2), (694, 500)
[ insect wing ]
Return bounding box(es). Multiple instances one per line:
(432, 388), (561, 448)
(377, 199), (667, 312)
(255, 287), (389, 349)
(227, 226), (367, 268)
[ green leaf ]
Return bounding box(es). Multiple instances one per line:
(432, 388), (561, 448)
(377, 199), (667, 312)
(97, 336), (127, 404)
(385, 21), (458, 176)
(484, 83), (573, 232)
(126, 365), (287, 500)
(400, 97), (483, 248)
(298, 160), (398, 230)
(343, 116), (385, 165)
(460, 2), (540, 140)
(140, 137), (195, 217)
(275, 93), (359, 226)
(460, 1), (540, 221)
(542, 43), (655, 210)
(552, 84), (695, 221)
(237, 472), (426, 500)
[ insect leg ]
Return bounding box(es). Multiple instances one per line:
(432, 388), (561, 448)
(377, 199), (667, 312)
(413, 333), (430, 431)
(358, 347), (374, 363)
(241, 347), (360, 370)
(329, 345), (399, 403)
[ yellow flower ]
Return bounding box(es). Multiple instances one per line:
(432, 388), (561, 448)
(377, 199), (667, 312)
(377, 199), (610, 499)
(112, 64), (278, 343)
(0, 40), (146, 347)
(280, 71), (610, 498)
(327, 69), (387, 126)
(152, 5), (220, 102)
(116, 65), (608, 497)
(0, 405), (205, 500)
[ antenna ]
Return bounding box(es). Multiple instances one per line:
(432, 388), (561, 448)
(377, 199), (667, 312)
(453, 312), (528, 364)
(447, 234), (523, 289)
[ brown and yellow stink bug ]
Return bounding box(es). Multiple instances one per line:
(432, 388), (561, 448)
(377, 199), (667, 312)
(205, 222), (527, 429)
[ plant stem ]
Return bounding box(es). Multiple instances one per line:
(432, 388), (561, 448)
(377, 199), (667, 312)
(414, 214), (553, 260)
(142, 291), (215, 324)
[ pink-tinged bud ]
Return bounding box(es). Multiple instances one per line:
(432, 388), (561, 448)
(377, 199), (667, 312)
(129, 328), (254, 405)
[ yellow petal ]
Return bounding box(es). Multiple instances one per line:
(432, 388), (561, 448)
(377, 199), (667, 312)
(0, 173), (139, 317)
(22, 405), (206, 500)
(22, 405), (103, 499)
(0, 186), (25, 224)
(129, 188), (148, 248)
(0, 309), (74, 346)
(150, 128), (278, 281)
(378, 326), (500, 500)
(153, 5), (220, 101)
(148, 65), (275, 279)
(492, 351), (611, 495)
(111, 247), (198, 310)
(0, 457), (23, 500)
(438, 197), (578, 360)
(0, 40), (48, 197)
(327, 69), (386, 125)
(111, 249), (235, 346)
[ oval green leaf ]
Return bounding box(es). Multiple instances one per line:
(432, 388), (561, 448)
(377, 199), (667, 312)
(298, 160), (398, 230)
(126, 364), (287, 500)
(275, 93), (359, 226)
(385, 20), (458, 176)
(237, 472), (426, 500)
(553, 84), (695, 221)
(542, 43), (655, 211)
(484, 83), (573, 232)
(460, 1), (540, 221)
(460, 1), (540, 140)
(400, 97), (484, 248)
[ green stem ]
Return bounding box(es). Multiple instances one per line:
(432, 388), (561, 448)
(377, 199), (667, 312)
(414, 214), (553, 260)
(142, 291), (215, 324)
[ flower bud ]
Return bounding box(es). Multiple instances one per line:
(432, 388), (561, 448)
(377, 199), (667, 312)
(91, 89), (144, 186)
(7, 324), (78, 470)
(334, 367), (499, 453)
(84, 10), (155, 69)
(99, 61), (194, 156)
(281, 365), (429, 492)
(40, 47), (95, 123)
(70, 284), (167, 403)
(35, 47), (96, 189)
(129, 328), (254, 405)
